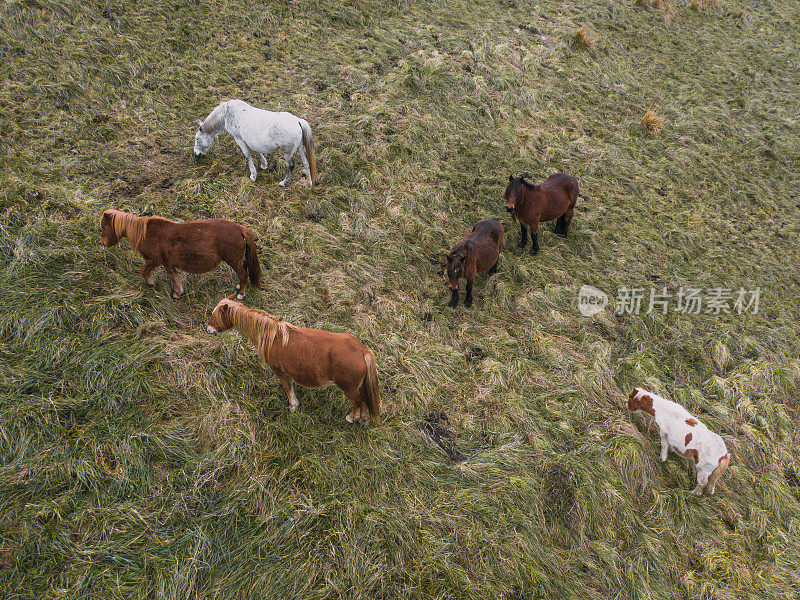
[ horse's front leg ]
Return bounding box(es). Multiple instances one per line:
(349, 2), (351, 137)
(448, 287), (459, 309)
(140, 258), (159, 287)
(271, 366), (299, 412)
(529, 222), (540, 255)
(259, 153), (269, 170)
(463, 280), (474, 308)
(234, 136), (258, 182)
(518, 224), (528, 249)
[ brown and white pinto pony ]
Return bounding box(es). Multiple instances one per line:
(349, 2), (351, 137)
(206, 298), (380, 424)
(100, 209), (261, 299)
(628, 388), (730, 495)
(504, 172), (580, 255)
(446, 218), (504, 308)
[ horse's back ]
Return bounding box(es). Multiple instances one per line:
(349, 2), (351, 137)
(542, 173), (579, 198)
(472, 218), (504, 243)
(282, 326), (370, 386)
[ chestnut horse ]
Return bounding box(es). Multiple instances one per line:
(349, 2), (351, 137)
(100, 209), (261, 299)
(504, 172), (581, 255)
(447, 218), (504, 308)
(206, 298), (380, 424)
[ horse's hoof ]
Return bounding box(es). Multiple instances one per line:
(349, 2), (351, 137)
(279, 180), (288, 187)
(464, 299), (473, 309)
(249, 174), (257, 182)
(236, 293), (245, 300)
(448, 301), (458, 309)
(530, 247), (540, 256)
(345, 414), (355, 424)
(171, 292), (184, 300)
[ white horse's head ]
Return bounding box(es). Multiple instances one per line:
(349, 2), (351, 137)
(194, 120), (215, 157)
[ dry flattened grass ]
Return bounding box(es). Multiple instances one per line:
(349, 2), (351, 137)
(1, 0), (800, 598)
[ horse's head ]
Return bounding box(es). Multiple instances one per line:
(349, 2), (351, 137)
(446, 248), (465, 290)
(505, 173), (539, 216)
(193, 120), (215, 158)
(627, 388), (655, 415)
(99, 210), (119, 246)
(206, 298), (235, 335)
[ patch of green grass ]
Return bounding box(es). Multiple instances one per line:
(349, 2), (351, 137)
(2, 0), (800, 598)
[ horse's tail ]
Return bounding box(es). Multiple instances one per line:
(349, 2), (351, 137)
(242, 227), (262, 288)
(360, 350), (380, 424)
(299, 119), (317, 185)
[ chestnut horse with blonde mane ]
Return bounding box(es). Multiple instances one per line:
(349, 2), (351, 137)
(100, 209), (261, 299)
(206, 298), (380, 424)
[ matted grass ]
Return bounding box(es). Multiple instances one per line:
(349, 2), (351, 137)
(1, 0), (800, 598)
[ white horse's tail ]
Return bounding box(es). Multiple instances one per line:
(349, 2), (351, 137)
(299, 119), (317, 185)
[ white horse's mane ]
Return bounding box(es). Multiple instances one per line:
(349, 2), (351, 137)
(200, 101), (228, 134)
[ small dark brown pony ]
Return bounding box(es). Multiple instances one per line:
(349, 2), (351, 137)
(446, 218), (504, 308)
(504, 172), (582, 255)
(206, 298), (380, 423)
(100, 209), (261, 299)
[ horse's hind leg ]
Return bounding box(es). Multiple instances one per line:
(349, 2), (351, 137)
(553, 216), (565, 236)
(488, 260), (498, 275)
(297, 144), (312, 187)
(230, 258), (248, 300)
(342, 386), (365, 423)
(279, 152), (295, 187)
(259, 153), (269, 170)
(560, 208), (575, 238)
(166, 267), (184, 299)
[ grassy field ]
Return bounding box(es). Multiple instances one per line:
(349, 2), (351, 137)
(2, 0), (800, 598)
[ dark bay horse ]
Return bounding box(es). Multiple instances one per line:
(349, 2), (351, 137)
(504, 172), (581, 255)
(447, 218), (504, 308)
(206, 298), (380, 424)
(100, 209), (261, 299)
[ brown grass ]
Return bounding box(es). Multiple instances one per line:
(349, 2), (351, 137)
(642, 106), (664, 136)
(574, 24), (596, 51)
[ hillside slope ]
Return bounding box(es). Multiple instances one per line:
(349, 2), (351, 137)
(2, 0), (800, 598)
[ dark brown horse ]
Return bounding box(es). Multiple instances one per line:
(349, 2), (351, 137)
(447, 218), (504, 308)
(100, 209), (261, 299)
(206, 298), (380, 424)
(504, 172), (581, 255)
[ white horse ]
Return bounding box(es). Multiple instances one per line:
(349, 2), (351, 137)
(193, 99), (317, 187)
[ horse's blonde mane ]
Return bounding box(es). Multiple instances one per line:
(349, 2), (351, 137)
(107, 209), (148, 251)
(226, 300), (292, 360)
(201, 101), (228, 134)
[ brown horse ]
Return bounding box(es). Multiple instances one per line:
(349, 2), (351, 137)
(504, 172), (581, 255)
(206, 298), (380, 424)
(100, 209), (261, 299)
(447, 218), (504, 308)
